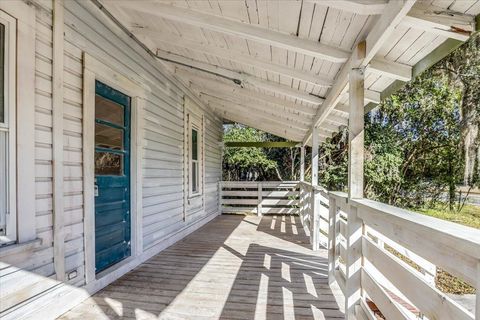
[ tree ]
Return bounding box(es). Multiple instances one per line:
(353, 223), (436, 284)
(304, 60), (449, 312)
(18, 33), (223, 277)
(222, 124), (280, 181)
(435, 34), (480, 186)
(318, 69), (463, 209)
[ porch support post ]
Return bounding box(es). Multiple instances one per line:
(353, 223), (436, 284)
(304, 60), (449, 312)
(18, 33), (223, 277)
(300, 146), (305, 182)
(345, 41), (366, 319)
(310, 127), (319, 250)
(311, 127), (318, 186)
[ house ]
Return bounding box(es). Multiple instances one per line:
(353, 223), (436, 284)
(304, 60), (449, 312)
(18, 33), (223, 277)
(0, 0), (479, 319)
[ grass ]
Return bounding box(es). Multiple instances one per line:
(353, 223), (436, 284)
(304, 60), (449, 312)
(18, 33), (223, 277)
(414, 204), (479, 295)
(416, 204), (480, 229)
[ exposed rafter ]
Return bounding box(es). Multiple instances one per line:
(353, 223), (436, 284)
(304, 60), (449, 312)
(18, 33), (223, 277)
(212, 105), (306, 141)
(115, 1), (350, 63)
(181, 73), (319, 116)
(210, 102), (308, 133)
(133, 29), (412, 82)
(306, 0), (387, 15)
(156, 49), (332, 89)
(304, 0), (417, 145)
(201, 93), (312, 127)
(368, 58), (411, 82)
(400, 3), (475, 41)
(165, 56), (327, 105)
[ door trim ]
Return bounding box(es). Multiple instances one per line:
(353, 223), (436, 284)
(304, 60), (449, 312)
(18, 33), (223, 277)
(83, 53), (144, 284)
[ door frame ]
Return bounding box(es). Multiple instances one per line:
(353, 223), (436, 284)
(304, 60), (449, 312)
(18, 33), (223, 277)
(83, 53), (144, 285)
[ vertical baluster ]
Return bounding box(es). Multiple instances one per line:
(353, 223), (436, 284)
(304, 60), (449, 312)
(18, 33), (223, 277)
(257, 182), (262, 217)
(311, 189), (320, 250)
(328, 196), (337, 284)
(218, 181), (222, 215)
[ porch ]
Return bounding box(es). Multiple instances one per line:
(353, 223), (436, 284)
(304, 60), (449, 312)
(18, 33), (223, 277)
(60, 214), (344, 319)
(1, 0), (480, 319)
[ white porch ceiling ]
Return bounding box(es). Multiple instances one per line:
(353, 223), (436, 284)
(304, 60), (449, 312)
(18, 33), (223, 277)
(100, 0), (479, 143)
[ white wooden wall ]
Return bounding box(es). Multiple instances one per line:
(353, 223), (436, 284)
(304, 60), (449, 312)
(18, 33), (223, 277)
(0, 0), (223, 317)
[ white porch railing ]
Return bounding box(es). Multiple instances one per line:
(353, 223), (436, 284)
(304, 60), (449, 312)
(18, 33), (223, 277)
(327, 191), (480, 320)
(220, 181), (300, 215)
(219, 180), (480, 319)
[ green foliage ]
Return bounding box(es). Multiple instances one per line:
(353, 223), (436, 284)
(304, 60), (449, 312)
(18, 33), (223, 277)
(319, 70), (463, 208)
(223, 124), (278, 180)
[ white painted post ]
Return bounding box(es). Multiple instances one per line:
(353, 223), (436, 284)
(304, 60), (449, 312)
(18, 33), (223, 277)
(300, 146), (305, 182)
(345, 41), (366, 320)
(310, 128), (319, 249)
(311, 128), (319, 187)
(257, 182), (263, 217)
(328, 196), (337, 284)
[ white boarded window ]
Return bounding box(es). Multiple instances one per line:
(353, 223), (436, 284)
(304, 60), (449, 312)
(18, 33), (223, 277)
(0, 11), (16, 243)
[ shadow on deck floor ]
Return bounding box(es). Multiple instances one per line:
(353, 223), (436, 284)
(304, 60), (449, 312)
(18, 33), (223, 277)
(60, 215), (344, 319)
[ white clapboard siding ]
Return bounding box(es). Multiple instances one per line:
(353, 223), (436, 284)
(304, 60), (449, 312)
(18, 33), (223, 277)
(1, 0), (222, 317)
(61, 0), (222, 252)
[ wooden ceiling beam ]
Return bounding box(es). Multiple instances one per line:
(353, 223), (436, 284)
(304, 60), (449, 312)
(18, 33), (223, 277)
(134, 33), (336, 87)
(115, 1), (350, 63)
(306, 0), (387, 15)
(182, 74), (318, 115)
(164, 55), (326, 105)
(201, 93), (312, 127)
(209, 102), (308, 133)
(304, 0), (417, 145)
(134, 29), (412, 82)
(400, 3), (475, 41)
(211, 105), (306, 141)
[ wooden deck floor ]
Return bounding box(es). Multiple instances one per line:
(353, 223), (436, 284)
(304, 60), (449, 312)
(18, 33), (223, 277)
(60, 215), (344, 319)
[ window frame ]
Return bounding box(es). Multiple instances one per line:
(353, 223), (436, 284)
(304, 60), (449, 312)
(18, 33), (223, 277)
(187, 113), (203, 199)
(190, 125), (199, 194)
(0, 10), (17, 244)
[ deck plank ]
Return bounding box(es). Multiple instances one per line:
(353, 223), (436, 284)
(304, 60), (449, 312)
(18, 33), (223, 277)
(59, 215), (344, 319)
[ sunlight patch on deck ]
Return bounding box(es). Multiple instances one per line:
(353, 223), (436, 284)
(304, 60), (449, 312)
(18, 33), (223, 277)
(282, 287), (295, 320)
(304, 273), (318, 298)
(254, 273), (269, 320)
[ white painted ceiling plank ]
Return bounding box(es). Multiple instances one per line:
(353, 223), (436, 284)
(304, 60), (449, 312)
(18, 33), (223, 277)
(114, 0), (351, 63)
(304, 0), (417, 145)
(306, 0), (388, 15)
(169, 60), (326, 105)
(178, 71), (318, 113)
(400, 3), (475, 41)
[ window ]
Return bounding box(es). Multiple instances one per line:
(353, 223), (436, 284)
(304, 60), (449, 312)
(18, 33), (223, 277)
(191, 128), (199, 193)
(0, 11), (16, 243)
(187, 113), (203, 198)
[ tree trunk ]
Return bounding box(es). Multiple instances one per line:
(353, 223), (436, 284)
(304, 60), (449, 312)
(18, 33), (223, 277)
(460, 85), (478, 186)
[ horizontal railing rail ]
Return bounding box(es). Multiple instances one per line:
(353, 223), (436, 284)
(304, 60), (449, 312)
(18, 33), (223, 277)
(328, 192), (480, 320)
(220, 181), (300, 215)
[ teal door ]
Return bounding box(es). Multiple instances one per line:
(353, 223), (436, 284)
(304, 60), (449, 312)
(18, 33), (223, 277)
(94, 81), (131, 273)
